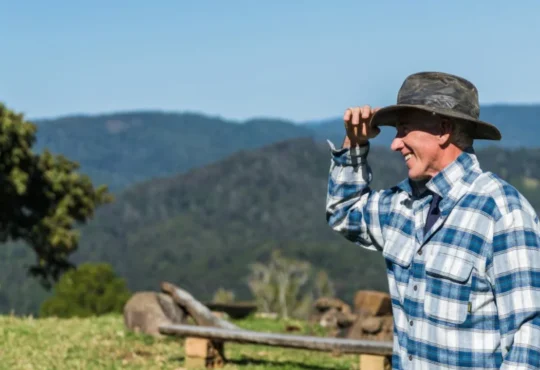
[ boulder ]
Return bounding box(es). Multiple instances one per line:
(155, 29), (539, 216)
(361, 316), (383, 334)
(344, 315), (393, 341)
(314, 297), (351, 314)
(353, 290), (392, 316)
(317, 307), (358, 336)
(123, 291), (188, 337)
(311, 297), (354, 332)
(336, 311), (357, 328)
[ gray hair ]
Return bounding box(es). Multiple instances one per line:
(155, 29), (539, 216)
(450, 120), (474, 150)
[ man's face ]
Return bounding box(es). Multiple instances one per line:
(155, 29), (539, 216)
(390, 111), (444, 181)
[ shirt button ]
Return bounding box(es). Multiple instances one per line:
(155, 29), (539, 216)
(410, 320), (414, 326)
(418, 250), (423, 255)
(414, 285), (418, 291)
(409, 355), (413, 361)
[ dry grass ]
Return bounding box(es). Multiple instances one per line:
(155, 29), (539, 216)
(0, 314), (359, 369)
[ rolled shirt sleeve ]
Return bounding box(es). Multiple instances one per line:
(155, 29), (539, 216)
(325, 140), (387, 251)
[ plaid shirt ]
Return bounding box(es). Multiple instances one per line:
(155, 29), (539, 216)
(326, 141), (540, 369)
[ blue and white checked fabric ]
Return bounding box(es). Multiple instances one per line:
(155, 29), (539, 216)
(326, 141), (540, 369)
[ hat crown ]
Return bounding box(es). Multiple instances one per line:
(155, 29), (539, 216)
(397, 72), (480, 119)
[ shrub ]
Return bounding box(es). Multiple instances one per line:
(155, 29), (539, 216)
(39, 262), (131, 318)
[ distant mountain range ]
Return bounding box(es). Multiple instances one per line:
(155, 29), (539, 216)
(1, 104), (540, 315)
(32, 111), (312, 191)
(31, 104), (540, 192)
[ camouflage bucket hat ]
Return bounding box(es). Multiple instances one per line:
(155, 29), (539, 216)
(370, 72), (502, 140)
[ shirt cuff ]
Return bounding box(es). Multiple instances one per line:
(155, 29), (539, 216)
(327, 139), (370, 166)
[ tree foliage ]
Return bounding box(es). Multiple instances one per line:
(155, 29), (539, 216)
(39, 262), (131, 318)
(0, 103), (112, 288)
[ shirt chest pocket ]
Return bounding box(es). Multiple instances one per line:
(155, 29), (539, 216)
(424, 252), (474, 325)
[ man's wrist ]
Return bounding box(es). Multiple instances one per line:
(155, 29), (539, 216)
(329, 139), (370, 166)
(342, 135), (369, 148)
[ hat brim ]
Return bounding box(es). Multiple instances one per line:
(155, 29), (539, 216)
(370, 104), (502, 141)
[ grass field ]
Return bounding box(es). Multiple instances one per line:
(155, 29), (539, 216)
(0, 314), (361, 370)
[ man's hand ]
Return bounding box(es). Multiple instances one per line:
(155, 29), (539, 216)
(343, 105), (381, 148)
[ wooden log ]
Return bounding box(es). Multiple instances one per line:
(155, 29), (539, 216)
(161, 282), (241, 330)
(159, 324), (394, 356)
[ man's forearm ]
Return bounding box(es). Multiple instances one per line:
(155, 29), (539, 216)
(326, 140), (384, 250)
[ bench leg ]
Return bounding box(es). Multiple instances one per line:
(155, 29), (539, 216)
(184, 337), (225, 368)
(358, 354), (392, 370)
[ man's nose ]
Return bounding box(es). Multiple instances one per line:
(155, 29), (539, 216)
(390, 136), (403, 152)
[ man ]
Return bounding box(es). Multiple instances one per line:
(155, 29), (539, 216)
(326, 72), (540, 369)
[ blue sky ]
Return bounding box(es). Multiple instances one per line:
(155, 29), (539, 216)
(1, 1), (539, 122)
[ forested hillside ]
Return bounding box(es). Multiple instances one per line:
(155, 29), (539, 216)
(30, 104), (540, 192)
(31, 112), (313, 191)
(3, 137), (540, 315)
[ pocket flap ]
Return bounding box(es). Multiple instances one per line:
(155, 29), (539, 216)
(425, 252), (474, 283)
(383, 232), (415, 268)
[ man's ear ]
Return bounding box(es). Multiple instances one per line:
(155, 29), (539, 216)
(439, 118), (453, 146)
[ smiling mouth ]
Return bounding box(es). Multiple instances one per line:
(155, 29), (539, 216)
(404, 153), (413, 162)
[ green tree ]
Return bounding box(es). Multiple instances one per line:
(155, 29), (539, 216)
(0, 103), (112, 288)
(39, 262), (131, 318)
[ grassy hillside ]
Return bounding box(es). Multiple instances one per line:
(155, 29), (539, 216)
(0, 314), (357, 370)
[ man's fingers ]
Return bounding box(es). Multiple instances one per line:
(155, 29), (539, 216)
(361, 105), (371, 119)
(351, 107), (361, 125)
(343, 108), (352, 122)
(343, 104), (381, 144)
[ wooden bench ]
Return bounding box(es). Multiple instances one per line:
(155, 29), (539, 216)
(159, 324), (393, 369)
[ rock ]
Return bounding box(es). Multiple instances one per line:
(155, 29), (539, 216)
(314, 297), (351, 314)
(123, 291), (188, 337)
(336, 312), (357, 328)
(319, 308), (339, 328)
(361, 317), (382, 334)
(353, 290), (392, 316)
(318, 308), (357, 332)
(381, 315), (394, 333)
(344, 315), (393, 341)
